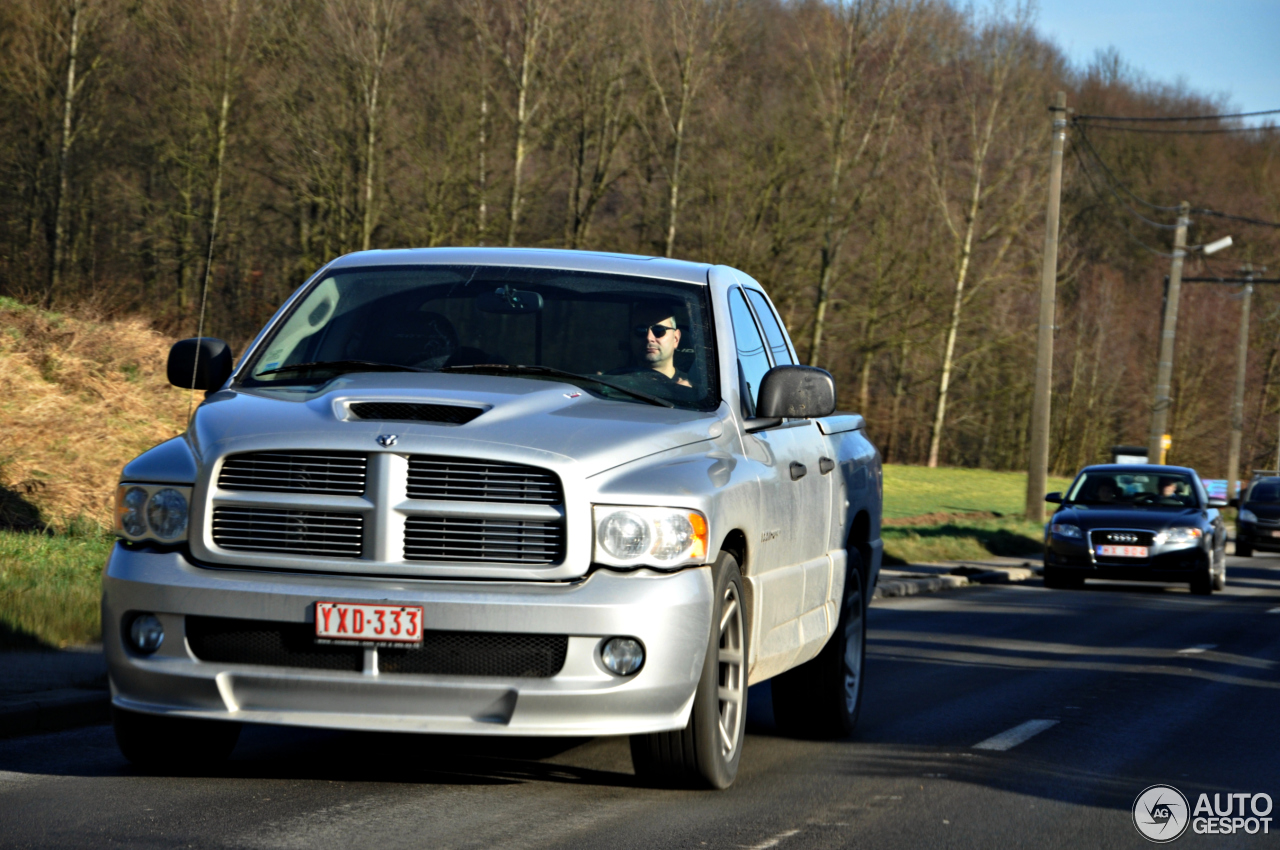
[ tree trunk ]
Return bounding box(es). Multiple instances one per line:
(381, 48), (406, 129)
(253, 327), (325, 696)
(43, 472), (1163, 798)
(46, 0), (83, 309)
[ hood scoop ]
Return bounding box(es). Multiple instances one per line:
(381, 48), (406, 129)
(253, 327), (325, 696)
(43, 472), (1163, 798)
(348, 401), (485, 425)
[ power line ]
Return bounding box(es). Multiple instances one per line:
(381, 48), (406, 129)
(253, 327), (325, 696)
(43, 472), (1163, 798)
(1192, 208), (1280, 229)
(1074, 128), (1182, 213)
(1074, 123), (1277, 135)
(1069, 143), (1180, 258)
(1074, 107), (1280, 123)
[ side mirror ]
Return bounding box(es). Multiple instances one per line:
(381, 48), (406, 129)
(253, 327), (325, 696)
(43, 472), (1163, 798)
(168, 337), (233, 390)
(756, 365), (836, 419)
(1207, 497), (1228, 508)
(1044, 492), (1063, 504)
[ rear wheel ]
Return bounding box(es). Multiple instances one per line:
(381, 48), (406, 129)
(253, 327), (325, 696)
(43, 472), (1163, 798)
(113, 706), (240, 770)
(630, 552), (747, 789)
(772, 552), (867, 739)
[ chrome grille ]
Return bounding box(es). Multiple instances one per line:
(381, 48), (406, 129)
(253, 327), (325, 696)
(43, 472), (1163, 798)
(212, 507), (364, 557)
(406, 456), (562, 504)
(1097, 530), (1155, 546)
(218, 452), (367, 495)
(403, 517), (564, 564)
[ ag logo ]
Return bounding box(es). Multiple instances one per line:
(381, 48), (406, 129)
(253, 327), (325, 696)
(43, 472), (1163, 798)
(1134, 785), (1190, 842)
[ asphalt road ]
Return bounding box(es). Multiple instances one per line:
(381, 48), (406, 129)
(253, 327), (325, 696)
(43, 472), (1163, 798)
(2, 554), (1278, 849)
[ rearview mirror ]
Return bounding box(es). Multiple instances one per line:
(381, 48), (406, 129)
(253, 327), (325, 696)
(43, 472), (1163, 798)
(1044, 492), (1063, 504)
(756, 365), (836, 419)
(476, 285), (543, 314)
(168, 337), (233, 390)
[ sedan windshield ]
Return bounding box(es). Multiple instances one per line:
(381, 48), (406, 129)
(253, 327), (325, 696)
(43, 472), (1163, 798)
(241, 265), (719, 411)
(1246, 481), (1280, 504)
(1066, 471), (1198, 508)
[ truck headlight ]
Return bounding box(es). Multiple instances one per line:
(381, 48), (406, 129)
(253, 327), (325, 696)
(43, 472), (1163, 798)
(114, 484), (192, 544)
(593, 506), (709, 568)
(1155, 527), (1202, 545)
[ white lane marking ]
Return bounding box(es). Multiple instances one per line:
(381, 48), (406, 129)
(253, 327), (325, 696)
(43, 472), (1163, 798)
(742, 828), (802, 849)
(1178, 644), (1217, 654)
(972, 719), (1059, 751)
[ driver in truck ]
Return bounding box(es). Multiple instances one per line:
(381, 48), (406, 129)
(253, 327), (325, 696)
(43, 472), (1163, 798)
(628, 302), (692, 387)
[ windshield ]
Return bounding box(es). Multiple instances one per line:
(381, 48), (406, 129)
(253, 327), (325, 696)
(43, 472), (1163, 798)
(241, 265), (720, 410)
(1246, 480), (1280, 504)
(1066, 471), (1199, 508)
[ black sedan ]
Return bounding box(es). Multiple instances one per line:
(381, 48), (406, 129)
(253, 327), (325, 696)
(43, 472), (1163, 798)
(1231, 475), (1280, 557)
(1043, 464), (1228, 594)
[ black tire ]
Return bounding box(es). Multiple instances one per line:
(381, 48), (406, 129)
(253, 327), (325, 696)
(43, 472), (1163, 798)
(113, 706), (241, 770)
(1236, 541), (1253, 557)
(1190, 565), (1213, 596)
(771, 551), (866, 740)
(1043, 567), (1084, 590)
(630, 552), (747, 789)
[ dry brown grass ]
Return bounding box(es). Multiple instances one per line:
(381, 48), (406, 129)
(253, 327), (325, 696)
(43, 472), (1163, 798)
(0, 297), (189, 530)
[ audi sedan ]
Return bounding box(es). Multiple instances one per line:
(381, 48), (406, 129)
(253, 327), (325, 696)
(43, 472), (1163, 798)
(1231, 475), (1280, 557)
(1042, 464), (1228, 594)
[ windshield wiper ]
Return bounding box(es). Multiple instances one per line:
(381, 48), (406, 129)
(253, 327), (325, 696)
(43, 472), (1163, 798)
(254, 360), (429, 378)
(439, 364), (675, 408)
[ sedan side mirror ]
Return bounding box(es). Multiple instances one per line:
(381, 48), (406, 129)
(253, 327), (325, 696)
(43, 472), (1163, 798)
(1207, 497), (1228, 508)
(756, 365), (837, 419)
(168, 337), (233, 390)
(1044, 492), (1063, 504)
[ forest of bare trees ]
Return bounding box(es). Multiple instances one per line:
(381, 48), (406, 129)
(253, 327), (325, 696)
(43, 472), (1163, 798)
(2, 0), (1278, 477)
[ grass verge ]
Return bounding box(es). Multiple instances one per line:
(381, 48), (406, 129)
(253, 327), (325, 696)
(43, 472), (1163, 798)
(881, 516), (1045, 566)
(0, 521), (111, 649)
(883, 463), (1072, 520)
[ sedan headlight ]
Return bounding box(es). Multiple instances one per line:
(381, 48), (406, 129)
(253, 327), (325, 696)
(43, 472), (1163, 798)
(1238, 508), (1257, 524)
(593, 506), (709, 568)
(1050, 523), (1082, 539)
(1155, 527), (1203, 545)
(114, 484), (192, 544)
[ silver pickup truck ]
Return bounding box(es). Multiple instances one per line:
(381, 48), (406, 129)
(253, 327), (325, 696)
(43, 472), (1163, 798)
(105, 248), (883, 788)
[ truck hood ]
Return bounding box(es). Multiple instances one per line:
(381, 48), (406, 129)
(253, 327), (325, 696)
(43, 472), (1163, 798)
(183, 371), (728, 476)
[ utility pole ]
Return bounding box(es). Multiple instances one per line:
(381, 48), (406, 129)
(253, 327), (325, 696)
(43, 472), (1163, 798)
(1226, 263), (1255, 494)
(1025, 92), (1068, 522)
(1148, 201), (1191, 464)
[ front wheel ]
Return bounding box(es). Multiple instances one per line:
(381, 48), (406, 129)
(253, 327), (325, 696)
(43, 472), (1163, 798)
(1235, 540), (1253, 557)
(771, 551), (867, 739)
(630, 552), (747, 789)
(113, 706), (241, 770)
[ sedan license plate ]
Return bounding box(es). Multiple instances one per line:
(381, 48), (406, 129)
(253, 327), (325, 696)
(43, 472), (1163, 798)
(315, 602), (423, 646)
(1095, 545), (1148, 558)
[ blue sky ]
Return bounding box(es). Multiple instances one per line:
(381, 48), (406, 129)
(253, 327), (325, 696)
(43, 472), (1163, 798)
(1025, 0), (1280, 120)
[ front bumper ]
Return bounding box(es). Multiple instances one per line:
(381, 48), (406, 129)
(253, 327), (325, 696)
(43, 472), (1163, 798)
(103, 544), (713, 737)
(1045, 537), (1210, 581)
(1236, 523), (1280, 550)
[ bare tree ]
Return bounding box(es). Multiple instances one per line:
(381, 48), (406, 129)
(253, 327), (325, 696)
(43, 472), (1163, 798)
(922, 9), (1045, 467)
(637, 0), (736, 258)
(468, 0), (564, 247)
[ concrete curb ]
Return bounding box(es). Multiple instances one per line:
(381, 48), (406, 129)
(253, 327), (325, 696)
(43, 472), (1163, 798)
(872, 564), (1039, 599)
(0, 688), (109, 739)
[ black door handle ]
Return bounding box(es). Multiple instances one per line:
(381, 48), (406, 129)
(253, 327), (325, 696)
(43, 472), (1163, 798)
(819, 456), (835, 474)
(790, 461), (807, 481)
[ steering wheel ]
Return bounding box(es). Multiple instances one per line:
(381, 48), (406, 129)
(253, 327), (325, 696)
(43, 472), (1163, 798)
(409, 311), (459, 369)
(1133, 492), (1157, 505)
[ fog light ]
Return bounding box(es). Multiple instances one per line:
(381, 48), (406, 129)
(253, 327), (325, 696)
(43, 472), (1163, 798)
(601, 637), (644, 676)
(129, 614), (164, 654)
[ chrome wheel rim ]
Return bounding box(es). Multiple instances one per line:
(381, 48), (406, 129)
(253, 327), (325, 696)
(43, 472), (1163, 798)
(842, 579), (864, 714)
(717, 583), (745, 759)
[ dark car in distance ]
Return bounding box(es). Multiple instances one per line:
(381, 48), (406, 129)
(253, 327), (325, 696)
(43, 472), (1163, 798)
(1231, 476), (1280, 557)
(1043, 464), (1228, 594)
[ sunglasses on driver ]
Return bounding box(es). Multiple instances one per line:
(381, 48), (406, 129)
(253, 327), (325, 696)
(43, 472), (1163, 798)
(633, 323), (677, 338)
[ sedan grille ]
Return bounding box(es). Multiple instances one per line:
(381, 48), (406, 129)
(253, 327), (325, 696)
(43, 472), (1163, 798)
(403, 516), (564, 564)
(185, 616), (567, 678)
(1097, 530), (1155, 546)
(348, 402), (484, 425)
(212, 507), (364, 557)
(406, 456), (562, 504)
(218, 451), (367, 495)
